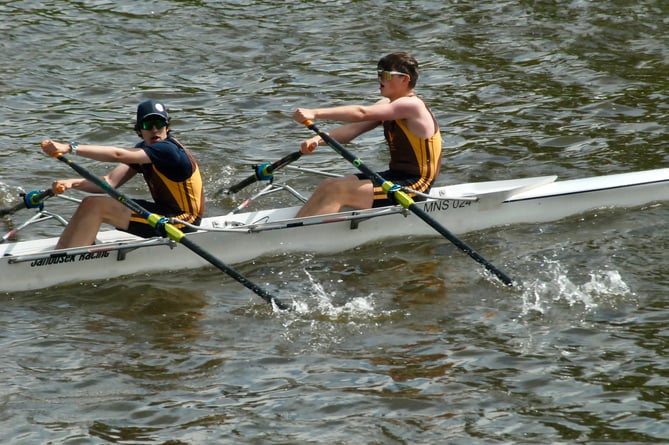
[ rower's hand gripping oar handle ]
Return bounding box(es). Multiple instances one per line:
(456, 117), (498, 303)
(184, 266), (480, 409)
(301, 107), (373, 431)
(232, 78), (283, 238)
(301, 120), (515, 287)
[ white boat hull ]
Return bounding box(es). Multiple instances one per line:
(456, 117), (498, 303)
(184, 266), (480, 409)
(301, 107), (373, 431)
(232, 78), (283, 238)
(2, 168), (668, 292)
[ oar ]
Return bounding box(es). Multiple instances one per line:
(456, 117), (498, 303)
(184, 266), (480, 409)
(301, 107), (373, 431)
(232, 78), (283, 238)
(301, 120), (515, 287)
(222, 151), (302, 195)
(43, 145), (291, 310)
(0, 189), (55, 217)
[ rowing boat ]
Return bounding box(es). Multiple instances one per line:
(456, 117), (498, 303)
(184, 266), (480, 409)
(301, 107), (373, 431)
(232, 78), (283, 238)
(1, 167), (668, 292)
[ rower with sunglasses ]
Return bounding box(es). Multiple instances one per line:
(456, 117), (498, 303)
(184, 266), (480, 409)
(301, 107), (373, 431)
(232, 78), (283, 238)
(40, 99), (204, 248)
(292, 52), (442, 218)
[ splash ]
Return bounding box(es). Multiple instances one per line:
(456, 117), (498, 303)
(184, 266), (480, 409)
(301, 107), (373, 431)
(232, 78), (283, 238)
(290, 267), (381, 319)
(0, 183), (21, 205)
(277, 267), (404, 350)
(520, 259), (633, 316)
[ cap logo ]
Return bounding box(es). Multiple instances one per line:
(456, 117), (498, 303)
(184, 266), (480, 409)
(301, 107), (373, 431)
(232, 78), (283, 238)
(155, 103), (165, 112)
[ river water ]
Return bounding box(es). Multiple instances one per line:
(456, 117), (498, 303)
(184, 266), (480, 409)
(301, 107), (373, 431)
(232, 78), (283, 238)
(1, 1), (669, 444)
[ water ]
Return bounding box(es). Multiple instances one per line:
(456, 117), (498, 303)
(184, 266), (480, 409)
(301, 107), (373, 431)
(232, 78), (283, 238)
(2, 1), (669, 443)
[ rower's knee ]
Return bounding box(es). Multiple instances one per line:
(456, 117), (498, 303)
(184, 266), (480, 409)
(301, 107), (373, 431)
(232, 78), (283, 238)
(75, 196), (119, 222)
(318, 177), (346, 194)
(78, 195), (107, 209)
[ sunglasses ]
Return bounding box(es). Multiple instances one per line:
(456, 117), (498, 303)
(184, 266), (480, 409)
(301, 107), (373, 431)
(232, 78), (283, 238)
(377, 70), (409, 81)
(140, 119), (168, 130)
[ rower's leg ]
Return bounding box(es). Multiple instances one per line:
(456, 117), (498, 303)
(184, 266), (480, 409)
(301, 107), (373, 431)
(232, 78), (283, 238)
(296, 176), (373, 218)
(56, 196), (131, 249)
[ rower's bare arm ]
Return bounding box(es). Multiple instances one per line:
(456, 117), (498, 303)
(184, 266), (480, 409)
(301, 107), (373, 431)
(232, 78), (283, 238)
(74, 144), (150, 164)
(41, 139), (149, 164)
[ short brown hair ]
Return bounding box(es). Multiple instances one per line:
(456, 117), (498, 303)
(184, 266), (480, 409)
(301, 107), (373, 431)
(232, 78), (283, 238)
(377, 52), (419, 88)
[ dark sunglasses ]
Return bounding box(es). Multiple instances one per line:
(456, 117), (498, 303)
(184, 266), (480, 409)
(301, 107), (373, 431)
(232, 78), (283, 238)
(140, 119), (168, 130)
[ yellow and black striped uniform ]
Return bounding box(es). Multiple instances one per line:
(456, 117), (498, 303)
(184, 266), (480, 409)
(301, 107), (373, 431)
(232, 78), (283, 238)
(126, 135), (205, 237)
(369, 112), (441, 206)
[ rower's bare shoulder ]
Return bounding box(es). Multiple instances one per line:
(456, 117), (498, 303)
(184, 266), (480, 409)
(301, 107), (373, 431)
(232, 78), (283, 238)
(402, 97), (438, 137)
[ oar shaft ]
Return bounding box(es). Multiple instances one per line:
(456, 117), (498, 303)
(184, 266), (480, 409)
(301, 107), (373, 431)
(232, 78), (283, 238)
(0, 201), (29, 218)
(306, 122), (382, 183)
(227, 175), (259, 195)
(408, 203), (513, 286)
(52, 152), (290, 309)
(179, 237), (290, 310)
(303, 120), (514, 287)
(226, 151), (302, 194)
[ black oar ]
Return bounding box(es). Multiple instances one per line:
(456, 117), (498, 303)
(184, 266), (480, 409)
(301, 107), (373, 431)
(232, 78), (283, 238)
(301, 120), (514, 287)
(222, 151), (302, 195)
(46, 148), (291, 310)
(0, 189), (54, 217)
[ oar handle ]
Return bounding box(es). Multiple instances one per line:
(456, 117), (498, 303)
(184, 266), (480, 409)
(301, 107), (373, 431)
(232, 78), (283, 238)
(224, 151), (303, 195)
